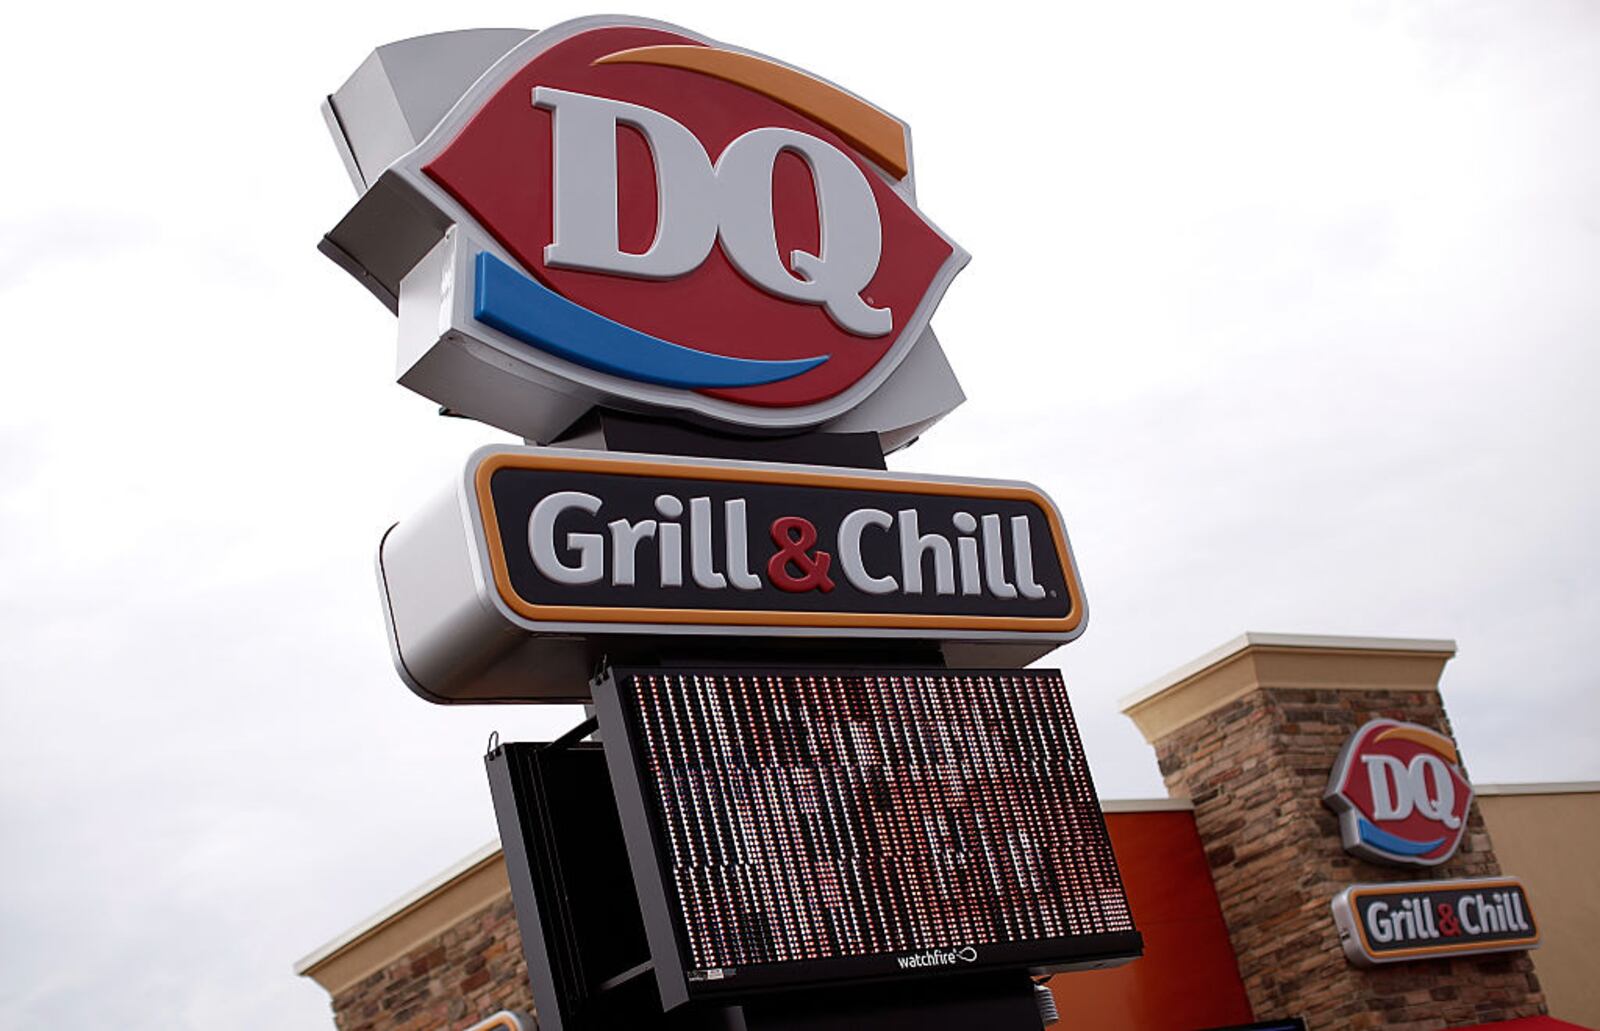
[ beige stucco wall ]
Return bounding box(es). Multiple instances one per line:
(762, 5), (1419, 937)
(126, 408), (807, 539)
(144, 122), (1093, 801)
(1478, 787), (1600, 1028)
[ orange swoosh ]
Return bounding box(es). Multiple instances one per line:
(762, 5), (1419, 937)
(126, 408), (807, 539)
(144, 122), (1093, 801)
(1374, 725), (1460, 764)
(593, 44), (910, 180)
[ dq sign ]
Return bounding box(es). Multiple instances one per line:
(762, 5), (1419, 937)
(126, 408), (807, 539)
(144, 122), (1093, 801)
(1324, 719), (1473, 867)
(323, 17), (967, 441)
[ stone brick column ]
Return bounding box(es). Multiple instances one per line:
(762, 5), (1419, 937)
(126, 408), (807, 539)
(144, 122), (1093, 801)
(1121, 634), (1545, 1029)
(297, 846), (536, 1031)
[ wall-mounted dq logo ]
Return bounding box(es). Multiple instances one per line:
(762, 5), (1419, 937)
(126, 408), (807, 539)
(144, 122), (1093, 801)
(322, 17), (968, 444)
(1323, 719), (1473, 867)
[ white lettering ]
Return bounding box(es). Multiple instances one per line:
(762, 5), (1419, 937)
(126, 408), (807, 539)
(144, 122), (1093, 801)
(714, 127), (890, 335)
(723, 499), (761, 590)
(898, 509), (955, 596)
(1510, 892), (1530, 931)
(532, 88), (889, 335)
(1460, 896), (1481, 935)
(607, 517), (656, 586)
(1393, 905), (1415, 940)
(1011, 516), (1047, 600)
(534, 87), (718, 279)
(524, 492), (1054, 601)
(1364, 751), (1461, 830)
(1367, 901), (1394, 943)
(1483, 894), (1505, 933)
(530, 491), (604, 585)
(1363, 754), (1411, 821)
(893, 946), (977, 970)
(689, 497), (726, 589)
(952, 511), (981, 596)
(980, 513), (1018, 599)
(654, 494), (684, 587)
(1410, 754), (1461, 829)
(839, 508), (897, 595)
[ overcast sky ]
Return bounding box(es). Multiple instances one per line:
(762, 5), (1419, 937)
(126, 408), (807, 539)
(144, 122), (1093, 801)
(1, 1), (1596, 1027)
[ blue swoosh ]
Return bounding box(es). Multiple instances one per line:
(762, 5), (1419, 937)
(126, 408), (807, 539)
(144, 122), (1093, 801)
(1357, 817), (1445, 857)
(472, 252), (827, 389)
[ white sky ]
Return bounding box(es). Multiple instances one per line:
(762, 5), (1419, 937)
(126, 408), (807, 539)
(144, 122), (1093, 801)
(1, 1), (1596, 1027)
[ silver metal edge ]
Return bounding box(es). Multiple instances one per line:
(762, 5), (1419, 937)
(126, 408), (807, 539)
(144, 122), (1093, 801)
(321, 95), (368, 193)
(375, 521), (455, 704)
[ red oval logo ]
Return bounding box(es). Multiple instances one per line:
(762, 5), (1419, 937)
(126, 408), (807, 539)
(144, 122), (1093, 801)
(416, 21), (965, 411)
(1323, 719), (1473, 867)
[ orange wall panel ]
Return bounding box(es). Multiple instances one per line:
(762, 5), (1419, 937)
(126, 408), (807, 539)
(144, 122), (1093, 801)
(1050, 810), (1253, 1030)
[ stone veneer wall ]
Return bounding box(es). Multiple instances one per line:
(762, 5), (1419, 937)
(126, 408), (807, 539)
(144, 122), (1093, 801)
(1152, 684), (1545, 1029)
(327, 894), (534, 1031)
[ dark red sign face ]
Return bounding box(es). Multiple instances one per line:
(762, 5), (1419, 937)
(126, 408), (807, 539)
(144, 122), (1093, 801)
(419, 23), (961, 411)
(1323, 719), (1473, 867)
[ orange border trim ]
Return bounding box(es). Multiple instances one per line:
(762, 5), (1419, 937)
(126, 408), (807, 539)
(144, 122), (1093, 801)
(1346, 878), (1539, 962)
(593, 45), (911, 180)
(464, 1014), (527, 1031)
(472, 451), (1086, 634)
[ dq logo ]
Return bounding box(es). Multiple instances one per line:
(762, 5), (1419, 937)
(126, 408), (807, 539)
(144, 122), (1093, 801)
(410, 18), (966, 414)
(1323, 719), (1473, 867)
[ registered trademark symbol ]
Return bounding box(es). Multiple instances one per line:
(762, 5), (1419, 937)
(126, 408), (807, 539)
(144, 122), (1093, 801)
(1049, 589), (1057, 598)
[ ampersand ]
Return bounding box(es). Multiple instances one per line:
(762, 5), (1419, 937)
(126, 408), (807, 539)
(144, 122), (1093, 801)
(1437, 902), (1461, 937)
(767, 516), (835, 593)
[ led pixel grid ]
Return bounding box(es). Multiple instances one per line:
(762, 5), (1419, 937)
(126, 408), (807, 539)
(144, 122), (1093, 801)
(605, 668), (1139, 992)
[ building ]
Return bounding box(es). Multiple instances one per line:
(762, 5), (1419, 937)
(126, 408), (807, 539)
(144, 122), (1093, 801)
(296, 635), (1600, 1030)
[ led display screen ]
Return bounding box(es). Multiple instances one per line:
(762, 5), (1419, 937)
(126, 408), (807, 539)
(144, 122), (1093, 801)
(596, 667), (1142, 1004)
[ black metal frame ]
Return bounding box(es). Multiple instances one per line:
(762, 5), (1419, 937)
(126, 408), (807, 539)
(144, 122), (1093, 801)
(592, 665), (1143, 1012)
(487, 731), (671, 1031)
(489, 726), (1115, 1031)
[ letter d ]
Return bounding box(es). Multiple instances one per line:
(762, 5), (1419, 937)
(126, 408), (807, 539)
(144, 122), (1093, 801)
(534, 87), (719, 279)
(1362, 754), (1413, 821)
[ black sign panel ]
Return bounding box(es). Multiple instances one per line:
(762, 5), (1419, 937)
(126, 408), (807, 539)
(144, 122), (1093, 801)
(1331, 878), (1539, 967)
(470, 451), (1086, 638)
(594, 667), (1142, 1008)
(485, 742), (653, 1031)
